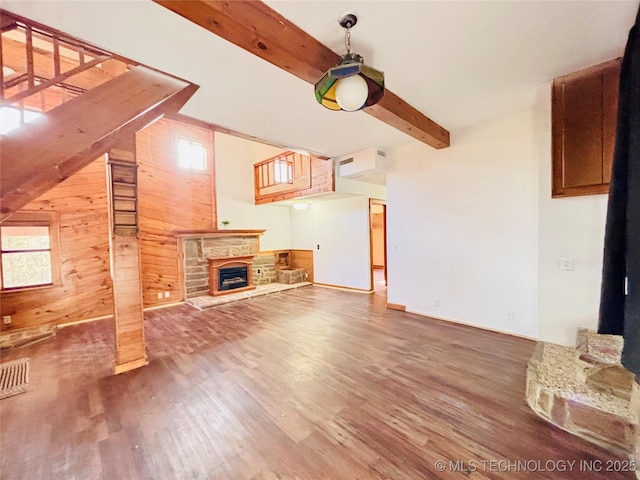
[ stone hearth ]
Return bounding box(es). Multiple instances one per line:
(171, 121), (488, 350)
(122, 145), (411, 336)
(526, 329), (637, 457)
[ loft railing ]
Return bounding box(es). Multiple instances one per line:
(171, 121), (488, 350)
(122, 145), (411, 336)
(254, 151), (299, 189)
(1, 10), (131, 119)
(254, 151), (312, 202)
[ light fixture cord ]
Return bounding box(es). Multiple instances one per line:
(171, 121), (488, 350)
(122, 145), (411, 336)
(344, 27), (352, 54)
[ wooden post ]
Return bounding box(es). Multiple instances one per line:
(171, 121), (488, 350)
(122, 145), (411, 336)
(108, 135), (148, 374)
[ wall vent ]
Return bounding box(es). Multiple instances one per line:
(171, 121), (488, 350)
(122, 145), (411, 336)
(336, 147), (388, 182)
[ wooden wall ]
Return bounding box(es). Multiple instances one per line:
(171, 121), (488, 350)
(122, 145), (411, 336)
(0, 158), (113, 331)
(136, 118), (216, 307)
(1, 116), (217, 331)
(255, 157), (334, 205)
(290, 249), (314, 283)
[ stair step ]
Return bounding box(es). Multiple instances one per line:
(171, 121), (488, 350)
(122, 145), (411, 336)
(526, 342), (637, 457)
(575, 328), (635, 400)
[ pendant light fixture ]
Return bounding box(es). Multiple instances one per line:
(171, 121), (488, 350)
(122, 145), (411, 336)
(314, 13), (385, 112)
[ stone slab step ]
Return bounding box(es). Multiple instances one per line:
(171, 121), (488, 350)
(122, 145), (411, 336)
(526, 342), (637, 457)
(575, 329), (635, 400)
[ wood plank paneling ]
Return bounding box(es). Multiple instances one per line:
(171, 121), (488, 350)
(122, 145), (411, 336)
(111, 235), (147, 372)
(137, 117), (216, 307)
(0, 157), (112, 331)
(290, 249), (314, 283)
(1, 96), (216, 330)
(255, 157), (334, 205)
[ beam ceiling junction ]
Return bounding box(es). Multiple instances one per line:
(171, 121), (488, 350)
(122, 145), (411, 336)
(153, 0), (450, 149)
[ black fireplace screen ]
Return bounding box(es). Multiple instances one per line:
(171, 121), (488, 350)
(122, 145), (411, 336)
(218, 266), (248, 291)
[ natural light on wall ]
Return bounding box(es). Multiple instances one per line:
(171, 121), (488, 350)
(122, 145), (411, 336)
(274, 157), (293, 184)
(176, 137), (207, 171)
(0, 107), (42, 135)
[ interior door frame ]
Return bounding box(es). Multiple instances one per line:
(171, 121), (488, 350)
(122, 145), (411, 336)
(369, 198), (387, 292)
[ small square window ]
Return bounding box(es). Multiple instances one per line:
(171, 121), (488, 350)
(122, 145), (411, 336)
(176, 137), (207, 171)
(1, 225), (53, 289)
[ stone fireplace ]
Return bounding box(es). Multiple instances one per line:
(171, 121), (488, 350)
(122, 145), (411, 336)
(176, 230), (265, 298)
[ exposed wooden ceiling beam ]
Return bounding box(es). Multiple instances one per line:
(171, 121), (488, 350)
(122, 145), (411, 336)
(0, 66), (198, 221)
(152, 0), (450, 149)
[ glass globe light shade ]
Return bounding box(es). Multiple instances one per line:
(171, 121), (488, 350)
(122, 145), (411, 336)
(335, 75), (368, 111)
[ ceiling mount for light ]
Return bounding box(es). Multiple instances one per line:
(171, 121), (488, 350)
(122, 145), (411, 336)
(314, 13), (385, 112)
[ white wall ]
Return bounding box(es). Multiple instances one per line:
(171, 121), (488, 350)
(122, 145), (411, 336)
(290, 197), (372, 290)
(386, 109), (539, 338)
(214, 133), (291, 251)
(290, 178), (386, 290)
(387, 87), (610, 344)
(535, 86), (608, 346)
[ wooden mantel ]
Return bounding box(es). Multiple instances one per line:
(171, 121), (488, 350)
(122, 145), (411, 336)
(173, 229), (266, 238)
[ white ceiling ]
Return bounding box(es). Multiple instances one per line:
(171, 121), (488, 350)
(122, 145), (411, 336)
(3, 1), (639, 158)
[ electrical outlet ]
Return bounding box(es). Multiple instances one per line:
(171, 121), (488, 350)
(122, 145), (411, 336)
(2, 315), (11, 325)
(507, 311), (514, 321)
(164, 291), (170, 298)
(157, 292), (163, 299)
(257, 268), (262, 275)
(560, 258), (573, 271)
(433, 297), (439, 307)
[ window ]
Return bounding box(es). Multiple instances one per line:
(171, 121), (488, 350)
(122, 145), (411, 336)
(0, 212), (60, 290)
(273, 157), (293, 184)
(176, 136), (207, 171)
(0, 106), (42, 135)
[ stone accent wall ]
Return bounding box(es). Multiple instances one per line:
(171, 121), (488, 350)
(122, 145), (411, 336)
(253, 253), (277, 285)
(276, 268), (307, 284)
(183, 235), (260, 298)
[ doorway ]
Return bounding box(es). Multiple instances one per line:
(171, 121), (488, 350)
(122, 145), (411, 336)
(369, 199), (387, 295)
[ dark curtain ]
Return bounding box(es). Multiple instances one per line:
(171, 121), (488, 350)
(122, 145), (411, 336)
(599, 6), (640, 376)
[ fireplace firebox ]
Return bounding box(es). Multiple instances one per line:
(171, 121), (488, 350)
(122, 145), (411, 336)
(219, 266), (248, 291)
(207, 255), (256, 296)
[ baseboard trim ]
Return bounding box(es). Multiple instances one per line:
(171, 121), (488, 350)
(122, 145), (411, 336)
(314, 283), (374, 294)
(385, 302), (406, 311)
(58, 302), (186, 329)
(144, 301), (185, 311)
(405, 309), (537, 342)
(58, 314), (113, 328)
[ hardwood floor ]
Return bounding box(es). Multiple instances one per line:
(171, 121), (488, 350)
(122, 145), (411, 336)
(0, 286), (634, 479)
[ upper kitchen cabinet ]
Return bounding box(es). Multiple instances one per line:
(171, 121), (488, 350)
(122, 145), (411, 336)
(552, 58), (621, 197)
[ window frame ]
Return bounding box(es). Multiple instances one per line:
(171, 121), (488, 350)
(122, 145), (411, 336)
(174, 134), (210, 173)
(0, 211), (61, 292)
(273, 156), (294, 185)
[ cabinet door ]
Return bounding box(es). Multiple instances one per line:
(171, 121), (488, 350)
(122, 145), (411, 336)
(552, 59), (621, 197)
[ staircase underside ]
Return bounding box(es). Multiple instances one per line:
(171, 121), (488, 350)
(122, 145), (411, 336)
(1, 66), (198, 221)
